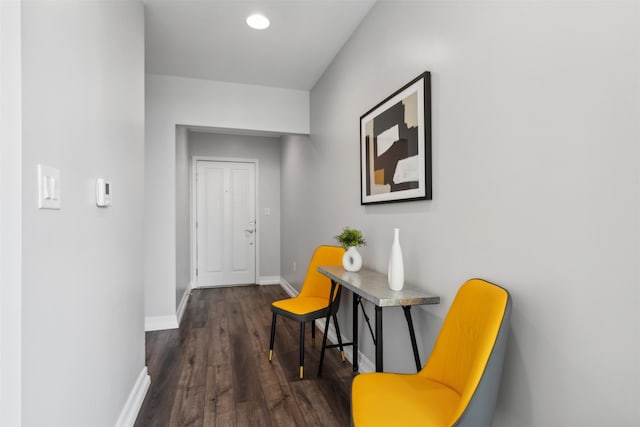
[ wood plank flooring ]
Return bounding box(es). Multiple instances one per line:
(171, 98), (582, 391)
(135, 285), (356, 426)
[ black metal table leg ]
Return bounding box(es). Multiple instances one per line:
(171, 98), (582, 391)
(352, 294), (359, 371)
(402, 306), (422, 372)
(375, 305), (383, 372)
(359, 299), (376, 345)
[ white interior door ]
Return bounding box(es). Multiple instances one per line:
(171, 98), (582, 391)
(196, 160), (256, 286)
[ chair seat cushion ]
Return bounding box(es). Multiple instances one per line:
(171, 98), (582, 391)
(272, 296), (329, 317)
(352, 372), (460, 427)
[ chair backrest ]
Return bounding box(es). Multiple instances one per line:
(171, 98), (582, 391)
(298, 245), (345, 301)
(420, 278), (511, 427)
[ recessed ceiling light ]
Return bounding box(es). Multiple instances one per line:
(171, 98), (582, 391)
(246, 13), (270, 30)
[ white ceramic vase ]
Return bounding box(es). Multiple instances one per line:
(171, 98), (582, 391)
(388, 228), (404, 291)
(343, 246), (363, 272)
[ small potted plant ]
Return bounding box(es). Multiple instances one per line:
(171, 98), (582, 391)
(335, 227), (366, 272)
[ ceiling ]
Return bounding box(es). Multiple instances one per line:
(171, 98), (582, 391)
(143, 0), (376, 91)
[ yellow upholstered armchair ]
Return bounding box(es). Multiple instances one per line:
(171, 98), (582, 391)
(352, 278), (512, 427)
(268, 245), (346, 379)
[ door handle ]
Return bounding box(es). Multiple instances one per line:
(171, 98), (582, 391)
(245, 229), (254, 234)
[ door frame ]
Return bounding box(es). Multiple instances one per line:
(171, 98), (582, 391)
(191, 156), (260, 288)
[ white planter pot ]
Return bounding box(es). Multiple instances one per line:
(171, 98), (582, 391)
(343, 246), (363, 272)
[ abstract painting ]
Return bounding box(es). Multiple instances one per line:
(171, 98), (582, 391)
(360, 72), (431, 204)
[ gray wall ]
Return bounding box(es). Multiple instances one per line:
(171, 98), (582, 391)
(0, 1), (23, 424)
(175, 125), (190, 306)
(281, 1), (640, 425)
(189, 131), (282, 281)
(20, 2), (146, 425)
(280, 134), (320, 287)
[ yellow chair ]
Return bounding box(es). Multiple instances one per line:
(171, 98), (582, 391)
(352, 278), (512, 427)
(269, 245), (346, 379)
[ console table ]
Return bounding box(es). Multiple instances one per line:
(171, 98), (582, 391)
(317, 265), (439, 373)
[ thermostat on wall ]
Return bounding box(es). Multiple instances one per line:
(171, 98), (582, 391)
(96, 178), (112, 207)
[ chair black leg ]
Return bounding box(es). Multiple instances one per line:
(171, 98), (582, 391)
(299, 322), (305, 379)
(318, 312), (332, 377)
(311, 319), (316, 347)
(332, 314), (346, 362)
(269, 312), (277, 362)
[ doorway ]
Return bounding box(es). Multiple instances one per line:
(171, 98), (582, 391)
(194, 159), (257, 287)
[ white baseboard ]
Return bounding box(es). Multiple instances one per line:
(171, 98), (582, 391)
(145, 285), (189, 332)
(279, 277), (298, 297)
(144, 315), (178, 332)
(258, 275), (281, 285)
(115, 366), (150, 427)
(353, 347), (375, 373)
(315, 318), (375, 373)
(176, 286), (191, 327)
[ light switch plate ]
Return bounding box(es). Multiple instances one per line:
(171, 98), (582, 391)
(37, 164), (61, 209)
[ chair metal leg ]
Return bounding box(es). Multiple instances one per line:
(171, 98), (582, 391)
(332, 314), (346, 362)
(269, 312), (277, 362)
(299, 322), (305, 379)
(311, 319), (316, 347)
(318, 311), (331, 377)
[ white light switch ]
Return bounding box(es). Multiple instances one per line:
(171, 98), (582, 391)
(264, 207), (271, 216)
(37, 164), (61, 209)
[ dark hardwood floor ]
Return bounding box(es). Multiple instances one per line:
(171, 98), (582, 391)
(135, 285), (356, 426)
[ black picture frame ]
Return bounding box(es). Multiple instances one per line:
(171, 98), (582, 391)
(360, 72), (431, 205)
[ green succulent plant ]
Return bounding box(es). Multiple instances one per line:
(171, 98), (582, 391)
(335, 227), (367, 248)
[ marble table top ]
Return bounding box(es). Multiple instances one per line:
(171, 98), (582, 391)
(318, 265), (440, 307)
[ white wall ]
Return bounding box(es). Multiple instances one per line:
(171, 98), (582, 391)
(20, 2), (147, 425)
(281, 1), (640, 425)
(189, 131), (282, 282)
(145, 74), (308, 325)
(0, 1), (23, 425)
(175, 125), (191, 307)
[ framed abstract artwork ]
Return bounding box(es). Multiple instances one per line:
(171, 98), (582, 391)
(360, 72), (431, 205)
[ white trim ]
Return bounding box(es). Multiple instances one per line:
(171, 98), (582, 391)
(315, 318), (375, 373)
(190, 153), (197, 290)
(114, 366), (151, 427)
(176, 286), (191, 327)
(146, 285), (190, 332)
(191, 156), (260, 287)
(145, 315), (178, 332)
(355, 349), (375, 373)
(258, 276), (281, 285)
(279, 277), (298, 297)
